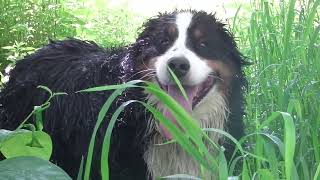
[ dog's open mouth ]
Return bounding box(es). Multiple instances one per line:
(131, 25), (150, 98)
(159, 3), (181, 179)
(157, 76), (217, 139)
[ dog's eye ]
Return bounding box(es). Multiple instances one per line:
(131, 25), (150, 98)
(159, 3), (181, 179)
(199, 41), (208, 48)
(160, 38), (170, 46)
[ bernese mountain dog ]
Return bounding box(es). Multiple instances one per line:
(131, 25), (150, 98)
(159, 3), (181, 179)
(0, 10), (247, 179)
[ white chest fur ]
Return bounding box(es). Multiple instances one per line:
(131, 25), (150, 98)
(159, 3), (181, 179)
(144, 86), (228, 179)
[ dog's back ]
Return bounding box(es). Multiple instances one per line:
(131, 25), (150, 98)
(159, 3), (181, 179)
(0, 39), (149, 179)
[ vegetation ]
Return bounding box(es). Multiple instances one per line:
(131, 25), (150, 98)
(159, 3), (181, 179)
(0, 0), (319, 180)
(0, 0), (142, 82)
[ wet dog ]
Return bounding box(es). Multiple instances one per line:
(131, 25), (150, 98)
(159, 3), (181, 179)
(0, 10), (247, 179)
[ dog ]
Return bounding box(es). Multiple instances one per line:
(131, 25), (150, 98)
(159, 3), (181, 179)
(0, 10), (247, 179)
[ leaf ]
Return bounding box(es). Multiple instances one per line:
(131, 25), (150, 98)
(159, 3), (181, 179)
(77, 80), (143, 93)
(0, 156), (71, 180)
(77, 156), (85, 180)
(84, 88), (126, 180)
(167, 66), (188, 101)
(218, 147), (228, 180)
(100, 100), (136, 180)
(280, 112), (296, 180)
(160, 174), (202, 180)
(314, 162), (320, 180)
(202, 128), (245, 154)
(1, 46), (14, 50)
(256, 169), (274, 179)
(37, 85), (53, 97)
(0, 130), (52, 160)
(0, 129), (29, 147)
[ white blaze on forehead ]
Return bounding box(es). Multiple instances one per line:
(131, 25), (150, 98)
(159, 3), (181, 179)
(175, 12), (193, 49)
(155, 12), (212, 86)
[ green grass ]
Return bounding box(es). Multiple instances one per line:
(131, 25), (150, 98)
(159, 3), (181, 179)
(0, 0), (319, 179)
(232, 0), (320, 179)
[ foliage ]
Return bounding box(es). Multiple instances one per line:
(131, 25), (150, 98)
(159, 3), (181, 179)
(0, 0), (80, 70)
(0, 86), (67, 178)
(0, 0), (143, 77)
(232, 0), (320, 179)
(0, 156), (71, 179)
(67, 0), (143, 46)
(0, 129), (52, 160)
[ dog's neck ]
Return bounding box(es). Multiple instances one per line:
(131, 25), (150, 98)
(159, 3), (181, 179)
(144, 85), (228, 179)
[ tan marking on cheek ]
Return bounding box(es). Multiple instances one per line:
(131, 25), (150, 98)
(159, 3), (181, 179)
(168, 25), (178, 37)
(205, 60), (236, 95)
(194, 29), (203, 39)
(206, 60), (235, 78)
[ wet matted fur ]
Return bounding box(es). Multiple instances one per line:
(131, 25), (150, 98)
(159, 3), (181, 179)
(0, 10), (247, 179)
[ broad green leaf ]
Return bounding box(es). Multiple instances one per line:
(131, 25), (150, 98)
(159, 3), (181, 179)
(0, 129), (28, 145)
(0, 130), (52, 160)
(0, 156), (71, 180)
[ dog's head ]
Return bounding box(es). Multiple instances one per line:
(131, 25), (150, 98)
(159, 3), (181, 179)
(133, 10), (247, 140)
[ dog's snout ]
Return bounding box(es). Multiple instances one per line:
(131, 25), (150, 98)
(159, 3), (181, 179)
(168, 57), (190, 77)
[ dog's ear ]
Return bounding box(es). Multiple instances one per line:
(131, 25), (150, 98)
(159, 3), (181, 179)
(129, 38), (158, 75)
(132, 37), (158, 61)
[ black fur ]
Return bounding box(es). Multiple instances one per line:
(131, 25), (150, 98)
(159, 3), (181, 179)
(0, 39), (150, 179)
(0, 10), (247, 179)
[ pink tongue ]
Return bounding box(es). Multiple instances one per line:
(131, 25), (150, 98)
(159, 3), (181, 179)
(159, 85), (198, 140)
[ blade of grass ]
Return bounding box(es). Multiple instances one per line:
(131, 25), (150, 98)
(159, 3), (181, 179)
(283, 0), (297, 58)
(141, 101), (213, 170)
(100, 100), (136, 180)
(280, 112), (296, 180)
(83, 88), (125, 180)
(145, 83), (218, 169)
(160, 174), (202, 180)
(77, 80), (143, 93)
(218, 147), (228, 180)
(76, 156), (84, 180)
(100, 99), (213, 180)
(314, 163), (320, 180)
(167, 66), (188, 101)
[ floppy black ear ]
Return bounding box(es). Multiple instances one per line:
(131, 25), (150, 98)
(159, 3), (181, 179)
(221, 28), (252, 67)
(130, 38), (158, 67)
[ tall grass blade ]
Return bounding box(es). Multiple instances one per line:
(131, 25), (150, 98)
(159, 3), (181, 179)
(283, 0), (297, 57)
(100, 100), (137, 180)
(218, 147), (228, 180)
(76, 156), (84, 180)
(314, 163), (320, 180)
(160, 174), (202, 180)
(280, 112), (296, 180)
(83, 88), (126, 180)
(167, 66), (188, 101)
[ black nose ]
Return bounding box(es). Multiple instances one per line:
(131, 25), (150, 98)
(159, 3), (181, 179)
(167, 57), (190, 78)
